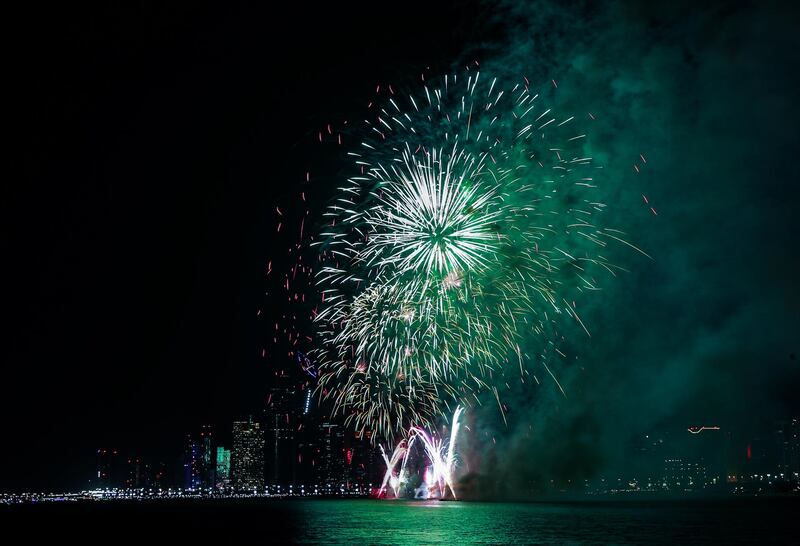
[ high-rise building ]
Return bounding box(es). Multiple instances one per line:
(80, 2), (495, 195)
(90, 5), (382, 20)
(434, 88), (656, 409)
(774, 418), (800, 483)
(297, 411), (321, 488)
(216, 447), (231, 489)
(125, 457), (147, 489)
(294, 378), (325, 490)
(96, 448), (121, 489)
(348, 430), (378, 492)
(184, 434), (202, 490)
(318, 422), (346, 492)
(231, 417), (265, 491)
(663, 458), (709, 491)
(775, 420), (792, 479)
(152, 461), (169, 489)
(200, 425), (214, 487)
(264, 372), (300, 487)
(744, 435), (771, 478)
(184, 425), (215, 490)
(790, 418), (800, 482)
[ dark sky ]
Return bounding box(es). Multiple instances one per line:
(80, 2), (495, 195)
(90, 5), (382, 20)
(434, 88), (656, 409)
(5, 1), (799, 492)
(7, 1), (476, 493)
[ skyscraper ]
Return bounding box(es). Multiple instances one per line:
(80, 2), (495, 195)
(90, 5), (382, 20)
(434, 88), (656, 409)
(231, 417), (265, 491)
(790, 418), (800, 483)
(775, 420), (791, 479)
(348, 430), (377, 492)
(662, 458), (708, 491)
(297, 402), (321, 488)
(183, 434), (202, 490)
(264, 372), (300, 488)
(183, 425), (215, 490)
(152, 461), (169, 489)
(96, 448), (121, 489)
(216, 447), (231, 489)
(124, 457), (147, 489)
(318, 422), (345, 492)
(200, 424), (214, 487)
(775, 418), (800, 483)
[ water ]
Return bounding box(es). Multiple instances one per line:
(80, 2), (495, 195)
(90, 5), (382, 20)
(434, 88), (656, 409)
(290, 499), (796, 545)
(4, 497), (797, 543)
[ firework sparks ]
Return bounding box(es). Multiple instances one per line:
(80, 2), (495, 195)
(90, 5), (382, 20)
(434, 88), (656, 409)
(313, 70), (645, 438)
(379, 406), (463, 499)
(410, 405), (464, 499)
(379, 441), (408, 498)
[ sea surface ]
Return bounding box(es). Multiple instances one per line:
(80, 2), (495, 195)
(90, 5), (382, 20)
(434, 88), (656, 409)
(4, 497), (797, 544)
(289, 498), (796, 545)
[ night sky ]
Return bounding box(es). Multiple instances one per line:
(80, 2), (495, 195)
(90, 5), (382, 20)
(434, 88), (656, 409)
(5, 1), (798, 493)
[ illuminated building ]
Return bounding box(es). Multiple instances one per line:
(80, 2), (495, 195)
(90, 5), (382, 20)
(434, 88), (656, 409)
(775, 420), (791, 479)
(347, 430), (378, 491)
(96, 448), (121, 489)
(216, 447), (231, 489)
(318, 422), (346, 492)
(297, 405), (321, 488)
(774, 418), (800, 483)
(152, 461), (169, 488)
(124, 457), (146, 489)
(744, 435), (771, 478)
(231, 416), (265, 491)
(264, 372), (300, 488)
(663, 458), (708, 491)
(790, 418), (800, 481)
(200, 425), (214, 487)
(183, 435), (202, 490)
(183, 425), (214, 490)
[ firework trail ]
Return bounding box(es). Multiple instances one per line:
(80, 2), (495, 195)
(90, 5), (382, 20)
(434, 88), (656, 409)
(378, 435), (419, 498)
(379, 441), (407, 498)
(410, 405), (464, 499)
(313, 68), (648, 439)
(379, 406), (463, 499)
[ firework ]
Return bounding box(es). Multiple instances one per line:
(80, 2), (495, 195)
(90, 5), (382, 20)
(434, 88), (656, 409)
(379, 441), (407, 498)
(410, 405), (464, 499)
(378, 434), (418, 498)
(314, 70), (647, 438)
(380, 405), (463, 499)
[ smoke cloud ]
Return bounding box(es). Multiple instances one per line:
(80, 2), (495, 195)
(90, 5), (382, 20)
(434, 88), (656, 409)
(456, 0), (799, 497)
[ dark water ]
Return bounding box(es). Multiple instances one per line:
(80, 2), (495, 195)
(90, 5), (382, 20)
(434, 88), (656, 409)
(4, 497), (797, 543)
(290, 499), (797, 545)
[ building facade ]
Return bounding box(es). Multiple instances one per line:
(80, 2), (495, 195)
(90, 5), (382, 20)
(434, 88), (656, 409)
(264, 373), (300, 488)
(216, 447), (231, 489)
(231, 417), (265, 491)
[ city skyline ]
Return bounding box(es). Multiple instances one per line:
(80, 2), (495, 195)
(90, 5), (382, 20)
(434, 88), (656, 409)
(75, 350), (800, 497)
(15, 403), (800, 498)
(5, 343), (796, 495)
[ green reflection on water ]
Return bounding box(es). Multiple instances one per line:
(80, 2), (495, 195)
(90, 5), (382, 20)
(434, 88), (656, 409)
(291, 499), (567, 545)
